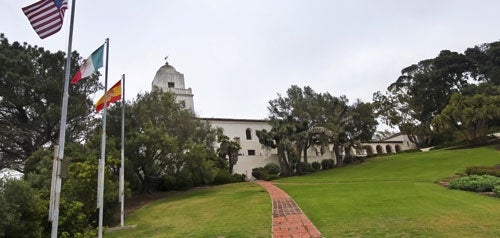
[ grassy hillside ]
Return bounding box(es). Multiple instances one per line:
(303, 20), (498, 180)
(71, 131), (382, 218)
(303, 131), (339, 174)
(105, 183), (271, 238)
(106, 146), (500, 237)
(277, 146), (500, 237)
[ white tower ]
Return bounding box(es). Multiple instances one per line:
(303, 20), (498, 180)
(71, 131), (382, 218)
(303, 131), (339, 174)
(152, 61), (195, 112)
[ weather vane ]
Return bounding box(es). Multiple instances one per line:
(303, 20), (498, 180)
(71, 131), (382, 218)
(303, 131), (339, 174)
(164, 55), (169, 65)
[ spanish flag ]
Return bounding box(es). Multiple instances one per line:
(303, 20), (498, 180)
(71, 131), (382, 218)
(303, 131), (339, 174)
(95, 80), (122, 112)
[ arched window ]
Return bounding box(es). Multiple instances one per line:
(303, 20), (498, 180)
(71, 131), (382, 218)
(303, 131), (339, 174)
(246, 128), (252, 140)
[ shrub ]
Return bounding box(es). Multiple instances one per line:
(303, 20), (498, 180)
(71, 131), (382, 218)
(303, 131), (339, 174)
(321, 159), (334, 170)
(465, 166), (500, 177)
(296, 162), (315, 175)
(252, 166), (279, 181)
(231, 173), (247, 182)
(448, 175), (500, 192)
(251, 167), (266, 180)
(311, 161), (321, 171)
(494, 185), (500, 197)
(264, 163), (281, 175)
(212, 170), (233, 185)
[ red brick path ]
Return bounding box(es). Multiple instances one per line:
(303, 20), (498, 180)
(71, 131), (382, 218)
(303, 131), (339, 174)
(257, 181), (322, 238)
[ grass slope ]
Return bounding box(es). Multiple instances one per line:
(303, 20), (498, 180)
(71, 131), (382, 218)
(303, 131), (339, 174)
(105, 183), (270, 238)
(106, 146), (499, 237)
(277, 146), (500, 237)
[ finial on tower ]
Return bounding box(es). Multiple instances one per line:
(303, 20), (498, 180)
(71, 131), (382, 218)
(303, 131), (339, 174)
(164, 55), (169, 65)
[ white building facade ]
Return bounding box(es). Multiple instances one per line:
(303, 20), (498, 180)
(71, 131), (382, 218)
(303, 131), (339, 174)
(152, 63), (417, 177)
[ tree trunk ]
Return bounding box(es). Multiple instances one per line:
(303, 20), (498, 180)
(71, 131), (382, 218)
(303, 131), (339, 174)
(277, 146), (294, 177)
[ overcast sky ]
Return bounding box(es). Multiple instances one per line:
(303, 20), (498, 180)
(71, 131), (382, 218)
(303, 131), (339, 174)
(2, 0), (500, 122)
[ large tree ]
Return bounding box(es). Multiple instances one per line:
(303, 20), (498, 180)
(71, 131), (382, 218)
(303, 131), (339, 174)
(120, 88), (218, 193)
(433, 93), (500, 143)
(257, 85), (356, 174)
(0, 34), (101, 171)
(373, 50), (473, 147)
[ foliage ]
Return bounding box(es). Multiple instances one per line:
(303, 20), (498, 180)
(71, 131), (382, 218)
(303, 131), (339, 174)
(465, 166), (500, 177)
(23, 143), (118, 237)
(264, 163), (281, 175)
(0, 34), (101, 171)
(433, 93), (500, 143)
(0, 179), (45, 238)
(252, 163), (281, 181)
(117, 88), (218, 193)
(257, 85), (374, 175)
(212, 170), (246, 185)
(493, 185), (500, 197)
(296, 162), (316, 175)
(216, 132), (241, 174)
(320, 159), (334, 170)
(311, 161), (321, 171)
(448, 175), (500, 192)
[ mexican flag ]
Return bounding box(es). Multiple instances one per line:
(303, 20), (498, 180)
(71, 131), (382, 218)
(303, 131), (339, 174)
(71, 45), (104, 84)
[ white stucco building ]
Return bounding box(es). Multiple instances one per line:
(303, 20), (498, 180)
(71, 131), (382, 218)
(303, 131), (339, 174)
(152, 63), (417, 177)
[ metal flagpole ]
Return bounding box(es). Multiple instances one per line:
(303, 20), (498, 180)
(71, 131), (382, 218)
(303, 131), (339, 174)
(119, 74), (125, 227)
(50, 0), (76, 237)
(97, 38), (110, 238)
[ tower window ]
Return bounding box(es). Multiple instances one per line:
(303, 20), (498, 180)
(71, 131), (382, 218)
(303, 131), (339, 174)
(168, 82), (175, 88)
(246, 128), (252, 140)
(247, 150), (255, 156)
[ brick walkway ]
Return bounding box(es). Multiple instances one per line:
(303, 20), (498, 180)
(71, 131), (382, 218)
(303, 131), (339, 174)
(257, 181), (322, 238)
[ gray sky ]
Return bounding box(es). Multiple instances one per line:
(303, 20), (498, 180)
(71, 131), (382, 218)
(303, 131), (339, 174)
(2, 0), (500, 122)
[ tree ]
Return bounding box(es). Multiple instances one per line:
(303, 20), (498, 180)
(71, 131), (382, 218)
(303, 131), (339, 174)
(433, 94), (500, 143)
(465, 41), (500, 86)
(256, 116), (301, 177)
(373, 50), (473, 147)
(0, 179), (45, 238)
(124, 88), (218, 193)
(217, 133), (241, 174)
(0, 34), (101, 171)
(257, 85), (353, 174)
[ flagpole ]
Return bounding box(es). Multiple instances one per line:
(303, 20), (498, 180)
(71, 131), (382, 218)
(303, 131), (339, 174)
(97, 38), (110, 238)
(119, 74), (125, 227)
(50, 0), (76, 237)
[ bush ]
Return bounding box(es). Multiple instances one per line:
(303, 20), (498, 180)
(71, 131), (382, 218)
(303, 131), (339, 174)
(252, 164), (280, 181)
(252, 167), (269, 180)
(264, 163), (281, 175)
(448, 175), (500, 192)
(212, 171), (247, 185)
(494, 185), (500, 197)
(321, 159), (335, 170)
(296, 162), (315, 175)
(465, 166), (500, 177)
(231, 173), (247, 182)
(212, 170), (233, 185)
(311, 161), (321, 171)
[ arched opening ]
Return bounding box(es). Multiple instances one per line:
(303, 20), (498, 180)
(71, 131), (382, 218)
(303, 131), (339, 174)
(245, 128), (252, 140)
(364, 146), (374, 156)
(386, 145), (393, 153)
(395, 144), (401, 152)
(376, 145), (384, 154)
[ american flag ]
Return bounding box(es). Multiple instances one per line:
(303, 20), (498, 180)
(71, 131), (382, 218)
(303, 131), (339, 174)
(22, 0), (68, 39)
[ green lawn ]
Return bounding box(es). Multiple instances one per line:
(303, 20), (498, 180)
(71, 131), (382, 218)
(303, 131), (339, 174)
(106, 146), (500, 237)
(277, 146), (500, 237)
(105, 183), (271, 238)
